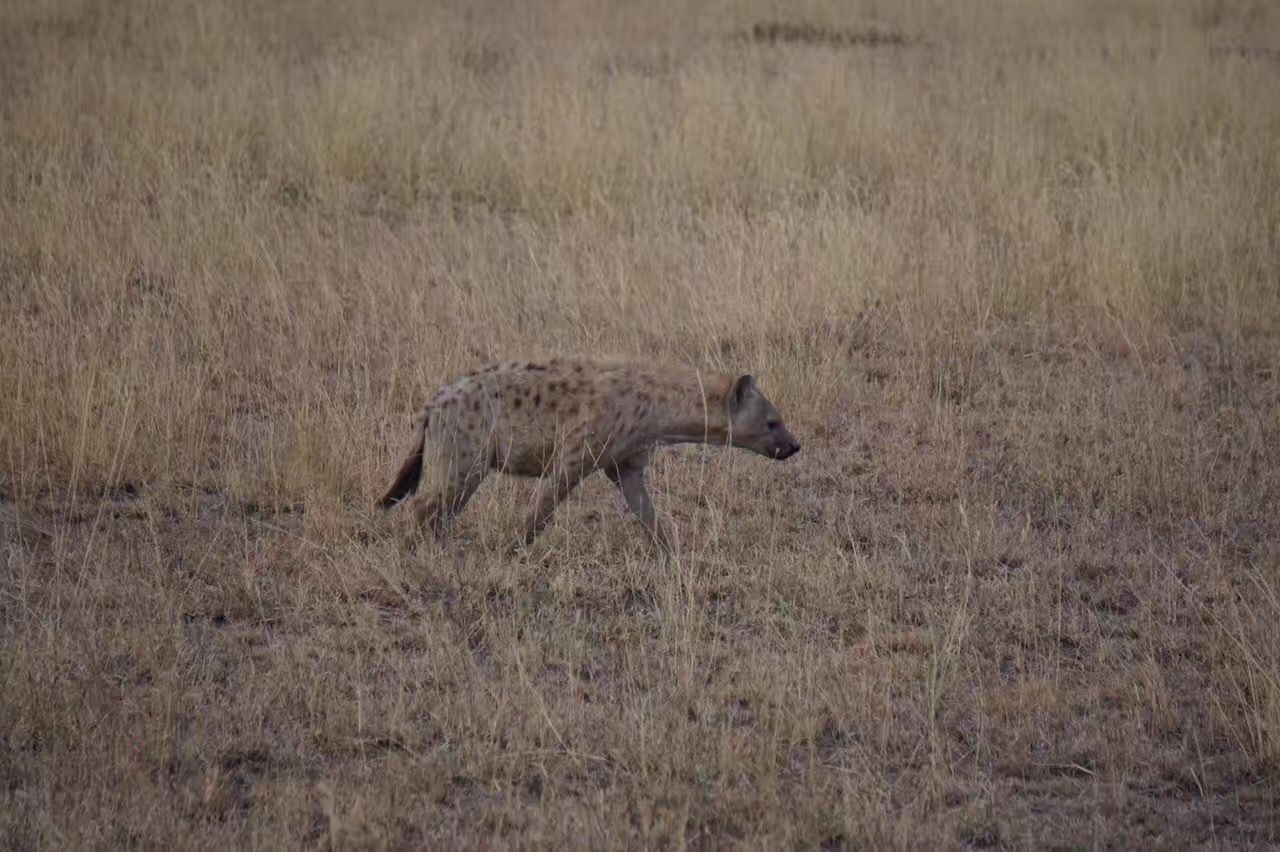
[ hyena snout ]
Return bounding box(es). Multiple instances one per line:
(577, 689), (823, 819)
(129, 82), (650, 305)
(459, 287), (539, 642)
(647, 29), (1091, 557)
(770, 429), (801, 460)
(729, 376), (801, 462)
(739, 421), (801, 460)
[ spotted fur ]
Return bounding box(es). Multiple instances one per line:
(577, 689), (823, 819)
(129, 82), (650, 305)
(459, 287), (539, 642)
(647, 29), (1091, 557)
(379, 357), (800, 551)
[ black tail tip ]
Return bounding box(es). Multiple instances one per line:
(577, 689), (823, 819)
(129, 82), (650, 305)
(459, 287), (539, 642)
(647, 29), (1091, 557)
(377, 493), (408, 510)
(378, 450), (424, 510)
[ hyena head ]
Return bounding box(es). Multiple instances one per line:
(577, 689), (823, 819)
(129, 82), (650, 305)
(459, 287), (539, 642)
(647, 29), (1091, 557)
(726, 374), (801, 461)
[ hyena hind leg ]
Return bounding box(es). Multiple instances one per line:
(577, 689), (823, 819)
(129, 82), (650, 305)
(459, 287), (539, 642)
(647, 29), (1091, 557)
(412, 470), (486, 544)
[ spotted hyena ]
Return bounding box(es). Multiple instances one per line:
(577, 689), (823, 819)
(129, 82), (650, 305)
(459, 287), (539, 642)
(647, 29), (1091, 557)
(378, 357), (801, 552)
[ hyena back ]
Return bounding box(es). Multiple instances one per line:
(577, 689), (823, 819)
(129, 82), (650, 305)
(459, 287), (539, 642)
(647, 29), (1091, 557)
(378, 357), (800, 551)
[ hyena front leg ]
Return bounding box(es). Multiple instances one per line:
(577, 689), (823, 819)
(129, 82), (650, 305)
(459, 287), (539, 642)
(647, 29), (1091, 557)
(520, 463), (587, 547)
(606, 457), (673, 554)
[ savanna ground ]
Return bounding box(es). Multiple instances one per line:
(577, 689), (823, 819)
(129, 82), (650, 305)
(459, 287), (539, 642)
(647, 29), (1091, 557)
(2, 0), (1279, 847)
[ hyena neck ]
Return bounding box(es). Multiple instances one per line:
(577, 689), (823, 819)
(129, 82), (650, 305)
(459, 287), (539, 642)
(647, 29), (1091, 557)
(655, 371), (734, 446)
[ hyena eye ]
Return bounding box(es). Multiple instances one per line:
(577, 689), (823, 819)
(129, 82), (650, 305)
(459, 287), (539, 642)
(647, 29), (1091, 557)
(766, 419), (781, 431)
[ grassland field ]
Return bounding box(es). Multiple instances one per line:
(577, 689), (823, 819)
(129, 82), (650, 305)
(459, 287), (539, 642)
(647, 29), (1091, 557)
(2, 0), (1279, 847)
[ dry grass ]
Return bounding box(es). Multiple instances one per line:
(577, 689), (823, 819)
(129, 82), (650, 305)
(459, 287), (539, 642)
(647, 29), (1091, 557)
(3, 0), (1280, 847)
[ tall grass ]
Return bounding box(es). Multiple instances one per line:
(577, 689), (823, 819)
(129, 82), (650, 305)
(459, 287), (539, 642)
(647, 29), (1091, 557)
(2, 0), (1278, 846)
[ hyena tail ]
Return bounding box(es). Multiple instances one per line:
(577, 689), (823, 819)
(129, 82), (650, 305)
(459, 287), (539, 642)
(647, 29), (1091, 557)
(378, 422), (426, 509)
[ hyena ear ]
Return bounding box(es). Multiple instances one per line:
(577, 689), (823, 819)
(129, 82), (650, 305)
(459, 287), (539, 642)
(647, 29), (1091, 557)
(729, 374), (755, 410)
